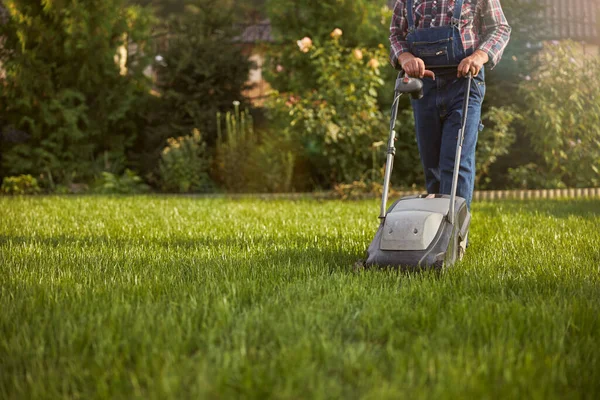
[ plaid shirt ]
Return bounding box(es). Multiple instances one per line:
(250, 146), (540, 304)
(390, 0), (511, 69)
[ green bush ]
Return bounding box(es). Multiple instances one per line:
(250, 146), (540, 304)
(159, 129), (213, 193)
(214, 103), (300, 193)
(0, 0), (153, 185)
(391, 109), (423, 189)
(476, 106), (520, 188)
(511, 41), (600, 189)
(94, 170), (150, 195)
(246, 131), (298, 193)
(1, 175), (42, 195)
(214, 104), (256, 193)
(266, 33), (389, 187)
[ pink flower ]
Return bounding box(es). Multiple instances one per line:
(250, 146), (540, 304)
(276, 65), (284, 73)
(330, 28), (343, 39)
(353, 49), (364, 60)
(297, 37), (313, 53)
(367, 58), (380, 69)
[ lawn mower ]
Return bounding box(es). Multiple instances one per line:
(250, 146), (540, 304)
(364, 71), (472, 270)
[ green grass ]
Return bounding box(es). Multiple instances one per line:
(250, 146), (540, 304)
(1, 196), (599, 399)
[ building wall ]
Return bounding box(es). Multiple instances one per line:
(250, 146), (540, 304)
(242, 51), (273, 107)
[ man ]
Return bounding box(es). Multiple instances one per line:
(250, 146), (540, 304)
(389, 0), (511, 212)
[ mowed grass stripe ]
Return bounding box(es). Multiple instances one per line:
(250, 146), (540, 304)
(1, 196), (599, 399)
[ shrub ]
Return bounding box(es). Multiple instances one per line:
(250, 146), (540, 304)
(391, 109), (424, 189)
(513, 41), (600, 188)
(0, 0), (153, 185)
(94, 170), (150, 195)
(214, 102), (301, 193)
(158, 129), (213, 193)
(213, 104), (256, 193)
(246, 131), (298, 193)
(476, 106), (520, 188)
(1, 175), (42, 195)
(266, 32), (389, 187)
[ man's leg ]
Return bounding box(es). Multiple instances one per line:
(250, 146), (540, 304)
(411, 78), (443, 194)
(438, 70), (485, 209)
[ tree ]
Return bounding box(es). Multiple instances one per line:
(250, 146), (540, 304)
(0, 0), (153, 185)
(135, 0), (253, 178)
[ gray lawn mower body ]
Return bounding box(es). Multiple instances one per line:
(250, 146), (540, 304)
(364, 71), (473, 270)
(366, 194), (470, 270)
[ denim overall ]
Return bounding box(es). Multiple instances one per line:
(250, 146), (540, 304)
(405, 0), (485, 209)
(406, 0), (471, 66)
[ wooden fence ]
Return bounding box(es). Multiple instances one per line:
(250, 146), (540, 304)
(472, 187), (600, 202)
(202, 188), (600, 201)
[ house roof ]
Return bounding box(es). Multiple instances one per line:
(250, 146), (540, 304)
(540, 0), (599, 44)
(234, 19), (273, 44)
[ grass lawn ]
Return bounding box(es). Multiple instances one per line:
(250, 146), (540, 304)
(1, 196), (599, 399)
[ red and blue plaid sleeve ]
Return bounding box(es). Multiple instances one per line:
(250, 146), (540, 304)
(389, 0), (410, 68)
(477, 0), (511, 68)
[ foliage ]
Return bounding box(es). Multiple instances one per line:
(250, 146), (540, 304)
(482, 0), (547, 107)
(0, 0), (153, 184)
(2, 196), (600, 398)
(264, 0), (392, 94)
(158, 129), (213, 193)
(333, 109), (423, 199)
(507, 163), (563, 190)
(512, 41), (600, 189)
(214, 104), (256, 193)
(266, 0), (389, 48)
(391, 108), (424, 188)
(245, 131), (298, 193)
(213, 103), (300, 193)
(143, 0), (253, 153)
(475, 106), (520, 188)
(94, 169), (151, 194)
(266, 34), (389, 187)
(131, 0), (261, 21)
(0, 174), (41, 195)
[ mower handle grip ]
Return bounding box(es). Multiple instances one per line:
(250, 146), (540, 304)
(395, 72), (424, 100)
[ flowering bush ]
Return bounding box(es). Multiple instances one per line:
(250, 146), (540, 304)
(158, 129), (213, 193)
(1, 175), (41, 195)
(265, 1), (392, 95)
(266, 30), (389, 186)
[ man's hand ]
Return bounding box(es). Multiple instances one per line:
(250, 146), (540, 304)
(399, 53), (435, 80)
(457, 50), (489, 77)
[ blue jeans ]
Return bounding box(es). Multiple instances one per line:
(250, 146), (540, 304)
(410, 69), (486, 209)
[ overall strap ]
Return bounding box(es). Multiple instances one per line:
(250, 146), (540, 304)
(406, 0), (416, 33)
(451, 0), (465, 27)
